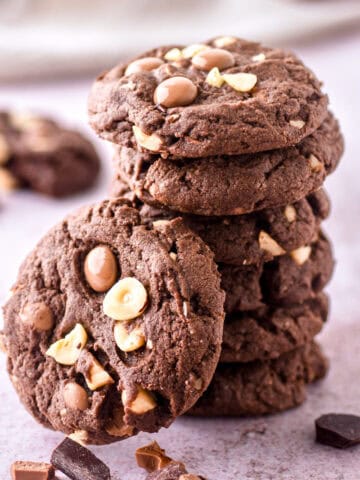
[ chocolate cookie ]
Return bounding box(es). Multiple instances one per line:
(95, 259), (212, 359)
(89, 37), (328, 158)
(221, 294), (328, 363)
(2, 199), (225, 444)
(112, 113), (342, 216)
(222, 233), (333, 313)
(0, 112), (100, 197)
(111, 178), (330, 267)
(189, 341), (328, 416)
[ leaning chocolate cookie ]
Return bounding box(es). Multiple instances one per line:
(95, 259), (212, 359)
(221, 293), (328, 363)
(89, 37), (328, 158)
(222, 233), (333, 312)
(2, 199), (224, 444)
(189, 341), (328, 416)
(0, 112), (100, 197)
(112, 113), (342, 216)
(111, 178), (330, 267)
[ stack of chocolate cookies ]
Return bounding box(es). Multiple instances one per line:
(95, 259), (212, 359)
(89, 36), (344, 417)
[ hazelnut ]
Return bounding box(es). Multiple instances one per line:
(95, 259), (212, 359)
(114, 322), (146, 352)
(20, 302), (53, 331)
(132, 126), (163, 152)
(259, 231), (285, 256)
(309, 154), (323, 172)
(46, 323), (87, 366)
(0, 168), (18, 192)
(63, 382), (89, 411)
(182, 44), (209, 59)
(68, 430), (89, 446)
(0, 134), (10, 165)
(213, 36), (237, 48)
(222, 72), (257, 92)
(125, 57), (164, 76)
(103, 277), (148, 321)
(290, 245), (312, 266)
(290, 119), (305, 129)
(136, 441), (172, 472)
(164, 48), (183, 62)
(252, 53), (266, 62)
(206, 67), (224, 88)
(284, 205), (297, 223)
(84, 355), (114, 391)
(192, 48), (235, 71)
(84, 245), (117, 293)
(122, 386), (157, 414)
(154, 76), (198, 108)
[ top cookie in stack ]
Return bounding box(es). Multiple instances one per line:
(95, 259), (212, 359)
(89, 36), (343, 217)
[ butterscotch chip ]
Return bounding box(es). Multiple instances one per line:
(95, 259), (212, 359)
(0, 134), (10, 165)
(291, 245), (312, 265)
(114, 322), (146, 352)
(0, 167), (17, 191)
(84, 245), (117, 292)
(284, 205), (297, 223)
(63, 382), (89, 411)
(20, 302), (53, 331)
(122, 386), (157, 414)
(179, 475), (202, 480)
(290, 119), (305, 129)
(46, 323), (87, 365)
(11, 461), (55, 480)
(103, 277), (148, 321)
(125, 57), (164, 75)
(213, 36), (237, 47)
(259, 231), (285, 256)
(136, 441), (172, 472)
(154, 76), (198, 108)
(223, 72), (257, 92)
(206, 67), (224, 88)
(132, 126), (163, 152)
(192, 48), (235, 71)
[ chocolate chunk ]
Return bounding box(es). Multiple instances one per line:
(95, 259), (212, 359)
(51, 437), (111, 480)
(315, 413), (360, 448)
(136, 441), (172, 472)
(11, 461), (54, 480)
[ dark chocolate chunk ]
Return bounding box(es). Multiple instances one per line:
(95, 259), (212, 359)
(11, 461), (54, 480)
(315, 413), (360, 448)
(51, 437), (111, 480)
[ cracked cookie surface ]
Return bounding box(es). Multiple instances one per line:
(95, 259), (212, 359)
(189, 341), (328, 416)
(111, 113), (342, 216)
(89, 37), (328, 158)
(2, 199), (224, 444)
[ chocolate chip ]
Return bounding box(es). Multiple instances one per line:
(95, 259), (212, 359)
(315, 413), (360, 448)
(51, 437), (111, 480)
(154, 77), (198, 108)
(84, 245), (118, 293)
(11, 461), (54, 480)
(192, 48), (235, 71)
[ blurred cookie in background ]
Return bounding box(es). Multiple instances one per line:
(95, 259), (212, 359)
(0, 111), (100, 197)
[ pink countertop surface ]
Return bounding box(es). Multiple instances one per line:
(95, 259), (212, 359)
(0, 32), (360, 479)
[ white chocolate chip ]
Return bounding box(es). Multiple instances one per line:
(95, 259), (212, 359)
(222, 73), (257, 92)
(290, 119), (305, 129)
(147, 339), (154, 349)
(169, 252), (177, 261)
(164, 48), (183, 62)
(290, 245), (311, 265)
(152, 219), (171, 229)
(85, 356), (114, 391)
(284, 205), (297, 223)
(183, 301), (189, 318)
(182, 44), (209, 59)
(103, 277), (148, 321)
(252, 53), (266, 62)
(60, 408), (67, 416)
(122, 387), (157, 414)
(0, 134), (10, 165)
(68, 430), (89, 446)
(46, 323), (87, 366)
(0, 168), (17, 192)
(309, 154), (323, 172)
(213, 36), (236, 48)
(206, 67), (224, 88)
(133, 126), (163, 152)
(114, 323), (146, 352)
(259, 231), (286, 256)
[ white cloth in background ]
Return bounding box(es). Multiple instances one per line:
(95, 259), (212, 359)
(0, 0), (360, 80)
